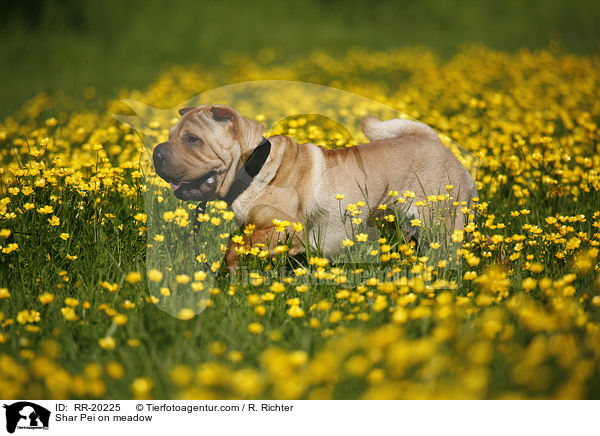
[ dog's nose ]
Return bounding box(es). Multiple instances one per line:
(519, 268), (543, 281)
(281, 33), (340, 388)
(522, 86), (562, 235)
(153, 143), (169, 168)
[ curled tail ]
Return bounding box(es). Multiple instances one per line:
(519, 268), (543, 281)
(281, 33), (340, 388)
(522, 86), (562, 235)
(361, 115), (440, 142)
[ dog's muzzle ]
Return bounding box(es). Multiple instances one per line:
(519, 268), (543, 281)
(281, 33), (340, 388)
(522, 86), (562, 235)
(152, 142), (218, 201)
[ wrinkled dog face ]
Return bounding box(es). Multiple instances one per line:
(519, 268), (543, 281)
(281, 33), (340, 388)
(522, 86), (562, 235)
(153, 105), (253, 201)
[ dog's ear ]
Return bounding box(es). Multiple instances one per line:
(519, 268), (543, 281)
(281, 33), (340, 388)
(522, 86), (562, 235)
(210, 105), (237, 121)
(211, 105), (264, 148)
(178, 107), (195, 116)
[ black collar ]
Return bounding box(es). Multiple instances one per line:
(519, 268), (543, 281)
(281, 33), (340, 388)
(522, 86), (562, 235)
(223, 137), (271, 206)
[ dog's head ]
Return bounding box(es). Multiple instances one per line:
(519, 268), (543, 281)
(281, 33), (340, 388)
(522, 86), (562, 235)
(153, 105), (265, 201)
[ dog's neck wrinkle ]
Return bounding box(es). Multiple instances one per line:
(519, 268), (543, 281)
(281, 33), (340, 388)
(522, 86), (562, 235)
(270, 135), (298, 169)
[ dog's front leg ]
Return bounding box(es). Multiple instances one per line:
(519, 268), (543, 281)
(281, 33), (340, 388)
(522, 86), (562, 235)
(224, 243), (241, 274)
(225, 226), (305, 274)
(224, 228), (275, 274)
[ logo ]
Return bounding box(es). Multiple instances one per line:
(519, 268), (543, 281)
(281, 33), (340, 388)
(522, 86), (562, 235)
(3, 402), (50, 434)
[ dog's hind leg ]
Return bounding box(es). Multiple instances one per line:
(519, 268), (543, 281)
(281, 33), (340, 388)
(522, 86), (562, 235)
(360, 115), (440, 142)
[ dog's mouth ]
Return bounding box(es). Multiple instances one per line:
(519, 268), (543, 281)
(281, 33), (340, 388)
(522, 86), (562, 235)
(166, 172), (218, 201)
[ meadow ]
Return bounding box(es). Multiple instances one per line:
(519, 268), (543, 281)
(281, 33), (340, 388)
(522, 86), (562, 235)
(1, 44), (600, 399)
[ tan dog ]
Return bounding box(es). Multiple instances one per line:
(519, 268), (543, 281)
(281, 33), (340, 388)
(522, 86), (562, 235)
(153, 105), (477, 270)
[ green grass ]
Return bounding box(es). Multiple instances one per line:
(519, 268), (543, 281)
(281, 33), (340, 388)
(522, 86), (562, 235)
(1, 0), (599, 119)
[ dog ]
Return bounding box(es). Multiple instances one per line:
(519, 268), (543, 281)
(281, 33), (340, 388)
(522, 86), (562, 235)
(153, 105), (477, 271)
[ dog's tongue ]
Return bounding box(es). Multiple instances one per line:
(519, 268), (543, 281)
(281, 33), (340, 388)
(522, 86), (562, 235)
(169, 181), (182, 191)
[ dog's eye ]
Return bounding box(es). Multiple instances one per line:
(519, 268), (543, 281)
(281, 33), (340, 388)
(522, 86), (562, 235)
(185, 135), (202, 144)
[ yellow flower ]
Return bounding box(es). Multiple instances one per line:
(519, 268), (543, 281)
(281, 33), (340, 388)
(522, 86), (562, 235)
(209, 342), (227, 355)
(0, 229), (11, 238)
(0, 288), (10, 299)
(175, 274), (190, 284)
(170, 365), (193, 387)
(292, 222), (303, 232)
(529, 262), (545, 273)
(38, 293), (54, 304)
(248, 322), (264, 334)
(326, 310), (341, 323)
(59, 233), (70, 240)
(254, 305), (266, 316)
(61, 307), (78, 321)
(270, 282), (285, 293)
(194, 271), (207, 281)
(99, 337), (116, 350)
(101, 281), (119, 292)
(122, 300), (136, 310)
(287, 305), (305, 318)
(37, 205), (53, 214)
(125, 271), (142, 284)
(272, 219), (290, 232)
(373, 295), (388, 312)
(231, 369), (264, 397)
(131, 377), (153, 398)
(335, 194), (346, 200)
(317, 300), (332, 311)
(262, 292), (275, 301)
(178, 308), (195, 320)
(451, 230), (464, 242)
(475, 267), (510, 294)
(410, 219), (422, 227)
(64, 297), (79, 307)
(296, 284), (309, 293)
(490, 234), (504, 244)
(106, 362), (125, 379)
(163, 211), (175, 222)
(342, 239), (354, 247)
(274, 245), (289, 254)
(228, 351), (243, 363)
(521, 278), (537, 291)
(113, 314), (128, 326)
(147, 269), (163, 282)
(356, 233), (368, 242)
(17, 310), (40, 324)
(127, 339), (141, 347)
